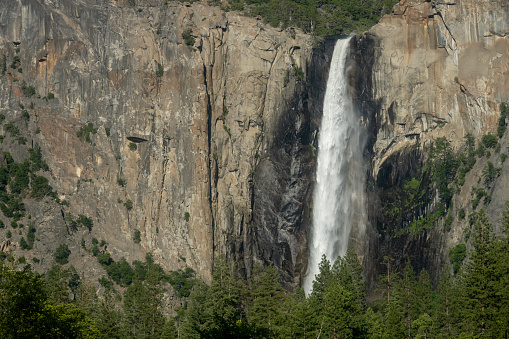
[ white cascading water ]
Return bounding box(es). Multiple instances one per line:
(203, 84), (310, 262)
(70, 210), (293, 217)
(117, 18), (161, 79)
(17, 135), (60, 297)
(304, 37), (366, 294)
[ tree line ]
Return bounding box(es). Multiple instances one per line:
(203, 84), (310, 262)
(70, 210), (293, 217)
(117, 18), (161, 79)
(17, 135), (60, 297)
(222, 0), (398, 36)
(2, 203), (509, 338)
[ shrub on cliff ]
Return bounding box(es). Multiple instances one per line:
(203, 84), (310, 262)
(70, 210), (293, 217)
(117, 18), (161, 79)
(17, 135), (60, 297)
(21, 82), (35, 97)
(54, 244), (71, 265)
(76, 122), (97, 143)
(481, 133), (497, 148)
(498, 102), (508, 138)
(31, 175), (52, 199)
(155, 61), (164, 77)
(182, 28), (195, 47)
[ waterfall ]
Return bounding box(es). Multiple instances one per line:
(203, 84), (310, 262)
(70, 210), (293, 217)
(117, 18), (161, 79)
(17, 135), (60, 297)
(304, 37), (366, 294)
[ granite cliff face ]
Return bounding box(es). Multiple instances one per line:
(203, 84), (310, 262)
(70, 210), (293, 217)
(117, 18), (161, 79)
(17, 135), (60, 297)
(351, 0), (509, 286)
(0, 0), (318, 285)
(1, 0), (508, 291)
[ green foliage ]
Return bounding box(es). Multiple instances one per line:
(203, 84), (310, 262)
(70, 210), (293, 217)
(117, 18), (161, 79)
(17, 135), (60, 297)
(105, 127), (110, 137)
(54, 244), (71, 265)
(6, 230), (11, 238)
(45, 265), (80, 304)
(16, 136), (27, 145)
(155, 61), (164, 77)
(430, 137), (457, 208)
(482, 161), (501, 185)
(283, 68), (291, 87)
(97, 252), (113, 266)
(133, 229), (141, 243)
(445, 214), (453, 232)
(458, 208), (466, 220)
(502, 153), (508, 163)
(293, 65), (304, 81)
(47, 92), (55, 100)
(449, 244), (466, 273)
(223, 124), (231, 137)
(481, 133), (498, 148)
(98, 276), (113, 289)
(117, 178), (126, 187)
(0, 54), (6, 75)
(238, 0), (397, 36)
(124, 199), (133, 211)
(0, 263), (99, 338)
(457, 209), (505, 336)
(182, 28), (195, 47)
(497, 102), (508, 137)
(21, 82), (36, 97)
(76, 122), (97, 143)
(471, 188), (489, 209)
(21, 109), (29, 120)
(406, 210), (443, 235)
(4, 203), (509, 339)
(106, 257), (135, 286)
(31, 175), (52, 199)
(128, 142), (137, 150)
(77, 214), (93, 232)
(19, 237), (31, 250)
(167, 267), (196, 298)
(184, 211), (190, 222)
(29, 144), (49, 172)
(10, 56), (20, 69)
(5, 122), (20, 136)
(123, 264), (167, 338)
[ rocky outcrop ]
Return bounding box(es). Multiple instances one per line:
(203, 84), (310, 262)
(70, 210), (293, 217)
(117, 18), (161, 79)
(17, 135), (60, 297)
(352, 0), (509, 287)
(0, 0), (316, 284)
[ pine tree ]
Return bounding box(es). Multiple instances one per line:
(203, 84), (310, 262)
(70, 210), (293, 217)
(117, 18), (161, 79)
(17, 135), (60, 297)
(203, 255), (244, 337)
(122, 265), (166, 339)
(395, 261), (416, 338)
(323, 283), (356, 338)
(308, 255), (333, 337)
(249, 265), (284, 335)
(365, 307), (383, 339)
(493, 202), (509, 337)
(275, 287), (309, 338)
(413, 269), (434, 329)
(433, 270), (455, 338)
(333, 248), (368, 337)
(180, 281), (210, 338)
(93, 289), (123, 339)
(160, 317), (178, 339)
(0, 263), (99, 338)
(411, 313), (433, 339)
(458, 209), (500, 336)
(383, 303), (406, 339)
(45, 265), (73, 304)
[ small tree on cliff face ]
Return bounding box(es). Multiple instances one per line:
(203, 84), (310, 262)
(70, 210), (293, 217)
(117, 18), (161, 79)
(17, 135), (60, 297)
(182, 28), (195, 47)
(54, 244), (71, 265)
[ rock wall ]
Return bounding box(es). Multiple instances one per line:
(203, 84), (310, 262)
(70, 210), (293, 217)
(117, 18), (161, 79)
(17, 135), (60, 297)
(352, 0), (509, 287)
(0, 0), (316, 285)
(2, 0), (507, 292)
